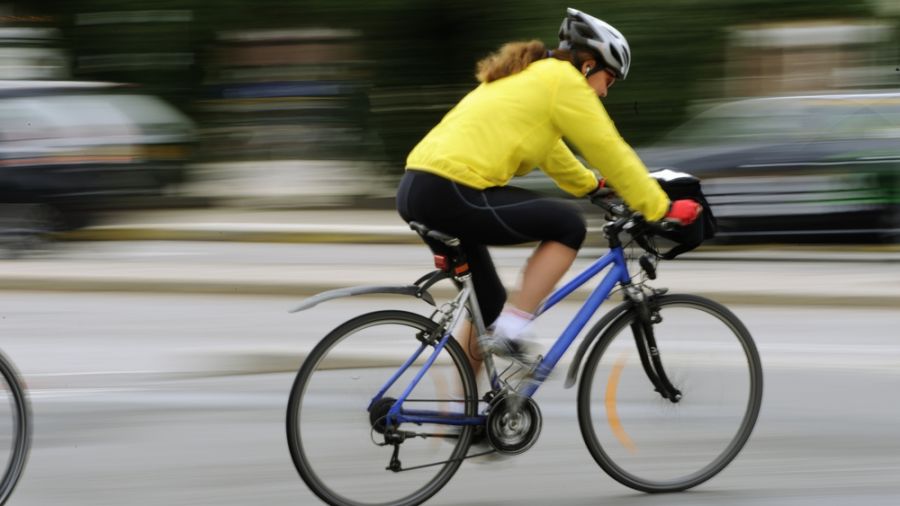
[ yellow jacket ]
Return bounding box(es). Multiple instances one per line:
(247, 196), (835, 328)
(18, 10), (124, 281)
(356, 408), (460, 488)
(406, 57), (669, 220)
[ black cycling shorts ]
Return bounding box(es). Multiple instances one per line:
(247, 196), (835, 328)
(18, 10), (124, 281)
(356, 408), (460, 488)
(396, 169), (586, 325)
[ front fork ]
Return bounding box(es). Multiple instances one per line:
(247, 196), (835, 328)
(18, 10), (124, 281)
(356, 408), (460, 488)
(624, 285), (682, 403)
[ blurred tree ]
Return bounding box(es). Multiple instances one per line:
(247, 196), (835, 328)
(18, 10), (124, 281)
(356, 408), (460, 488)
(25, 0), (205, 111)
(18, 0), (884, 164)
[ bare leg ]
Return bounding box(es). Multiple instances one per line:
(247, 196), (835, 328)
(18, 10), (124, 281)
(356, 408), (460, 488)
(456, 319), (484, 378)
(457, 240), (576, 372)
(510, 241), (577, 314)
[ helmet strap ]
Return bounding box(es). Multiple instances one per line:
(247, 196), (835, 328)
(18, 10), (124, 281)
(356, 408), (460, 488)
(584, 65), (606, 79)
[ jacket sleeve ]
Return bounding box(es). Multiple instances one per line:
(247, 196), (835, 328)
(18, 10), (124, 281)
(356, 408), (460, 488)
(539, 139), (599, 196)
(549, 69), (669, 221)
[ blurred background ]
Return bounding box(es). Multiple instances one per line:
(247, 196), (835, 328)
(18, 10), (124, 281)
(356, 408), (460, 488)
(0, 2), (898, 506)
(0, 0), (895, 245)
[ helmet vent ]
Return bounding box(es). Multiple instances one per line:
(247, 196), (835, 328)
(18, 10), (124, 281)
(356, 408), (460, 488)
(608, 45), (622, 65)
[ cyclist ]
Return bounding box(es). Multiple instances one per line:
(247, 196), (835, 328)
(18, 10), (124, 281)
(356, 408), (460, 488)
(396, 7), (701, 374)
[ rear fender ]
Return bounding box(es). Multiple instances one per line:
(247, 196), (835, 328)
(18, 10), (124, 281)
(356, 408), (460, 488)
(290, 285), (437, 313)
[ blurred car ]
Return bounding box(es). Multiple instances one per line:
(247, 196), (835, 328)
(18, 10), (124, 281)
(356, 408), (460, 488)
(637, 92), (900, 243)
(0, 80), (195, 250)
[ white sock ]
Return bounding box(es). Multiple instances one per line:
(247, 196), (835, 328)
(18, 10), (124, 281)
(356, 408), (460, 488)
(491, 306), (534, 341)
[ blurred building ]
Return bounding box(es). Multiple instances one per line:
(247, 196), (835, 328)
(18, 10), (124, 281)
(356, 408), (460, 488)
(186, 28), (390, 207)
(199, 28), (371, 162)
(726, 19), (897, 96)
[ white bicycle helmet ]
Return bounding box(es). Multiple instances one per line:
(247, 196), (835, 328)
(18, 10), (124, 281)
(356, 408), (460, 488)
(558, 7), (631, 79)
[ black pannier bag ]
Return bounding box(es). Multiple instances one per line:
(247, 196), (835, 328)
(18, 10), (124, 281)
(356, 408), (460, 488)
(649, 169), (717, 259)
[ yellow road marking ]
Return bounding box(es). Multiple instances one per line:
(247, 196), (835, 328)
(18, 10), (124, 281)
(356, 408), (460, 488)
(605, 355), (637, 453)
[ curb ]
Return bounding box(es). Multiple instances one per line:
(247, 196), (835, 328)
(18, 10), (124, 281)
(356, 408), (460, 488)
(58, 225), (422, 245)
(60, 225), (900, 256)
(1, 276), (897, 309)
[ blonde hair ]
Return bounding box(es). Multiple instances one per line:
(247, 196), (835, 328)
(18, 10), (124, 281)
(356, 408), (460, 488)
(475, 41), (594, 83)
(475, 40), (547, 83)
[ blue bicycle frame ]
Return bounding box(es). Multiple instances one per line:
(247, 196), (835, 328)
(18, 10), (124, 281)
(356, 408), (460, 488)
(376, 244), (633, 428)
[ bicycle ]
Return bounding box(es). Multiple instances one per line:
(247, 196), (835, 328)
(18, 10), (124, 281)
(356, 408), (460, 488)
(286, 196), (763, 506)
(0, 349), (30, 505)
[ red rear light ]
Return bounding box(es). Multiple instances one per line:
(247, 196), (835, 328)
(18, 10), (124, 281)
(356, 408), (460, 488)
(433, 255), (449, 271)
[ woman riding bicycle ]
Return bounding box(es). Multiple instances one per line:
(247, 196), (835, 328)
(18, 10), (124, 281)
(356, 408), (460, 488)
(396, 7), (701, 372)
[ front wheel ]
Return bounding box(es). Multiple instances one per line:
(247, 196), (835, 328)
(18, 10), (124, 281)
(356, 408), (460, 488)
(578, 294), (762, 493)
(286, 310), (478, 506)
(0, 351), (30, 505)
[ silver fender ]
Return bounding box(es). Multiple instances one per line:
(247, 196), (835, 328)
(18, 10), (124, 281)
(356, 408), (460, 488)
(563, 300), (633, 389)
(290, 285), (437, 313)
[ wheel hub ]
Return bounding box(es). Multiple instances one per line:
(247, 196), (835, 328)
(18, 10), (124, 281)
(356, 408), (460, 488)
(369, 397), (397, 434)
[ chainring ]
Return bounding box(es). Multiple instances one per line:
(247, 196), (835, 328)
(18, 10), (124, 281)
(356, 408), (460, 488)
(485, 394), (542, 455)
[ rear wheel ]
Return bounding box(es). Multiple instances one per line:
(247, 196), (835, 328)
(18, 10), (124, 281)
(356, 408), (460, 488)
(287, 310), (477, 506)
(0, 351), (30, 505)
(578, 294), (762, 492)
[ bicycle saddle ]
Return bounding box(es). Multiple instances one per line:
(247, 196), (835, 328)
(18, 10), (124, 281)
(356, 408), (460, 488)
(408, 222), (468, 273)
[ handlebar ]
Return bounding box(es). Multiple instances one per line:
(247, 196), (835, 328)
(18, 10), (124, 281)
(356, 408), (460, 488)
(588, 190), (678, 255)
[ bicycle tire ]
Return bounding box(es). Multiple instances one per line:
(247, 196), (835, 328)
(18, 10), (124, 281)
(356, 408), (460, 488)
(578, 293), (762, 493)
(287, 310), (477, 506)
(0, 351), (29, 505)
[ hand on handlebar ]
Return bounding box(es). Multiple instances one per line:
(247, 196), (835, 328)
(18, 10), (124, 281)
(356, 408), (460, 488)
(587, 178), (612, 198)
(588, 179), (702, 225)
(587, 178), (624, 215)
(664, 199), (702, 225)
